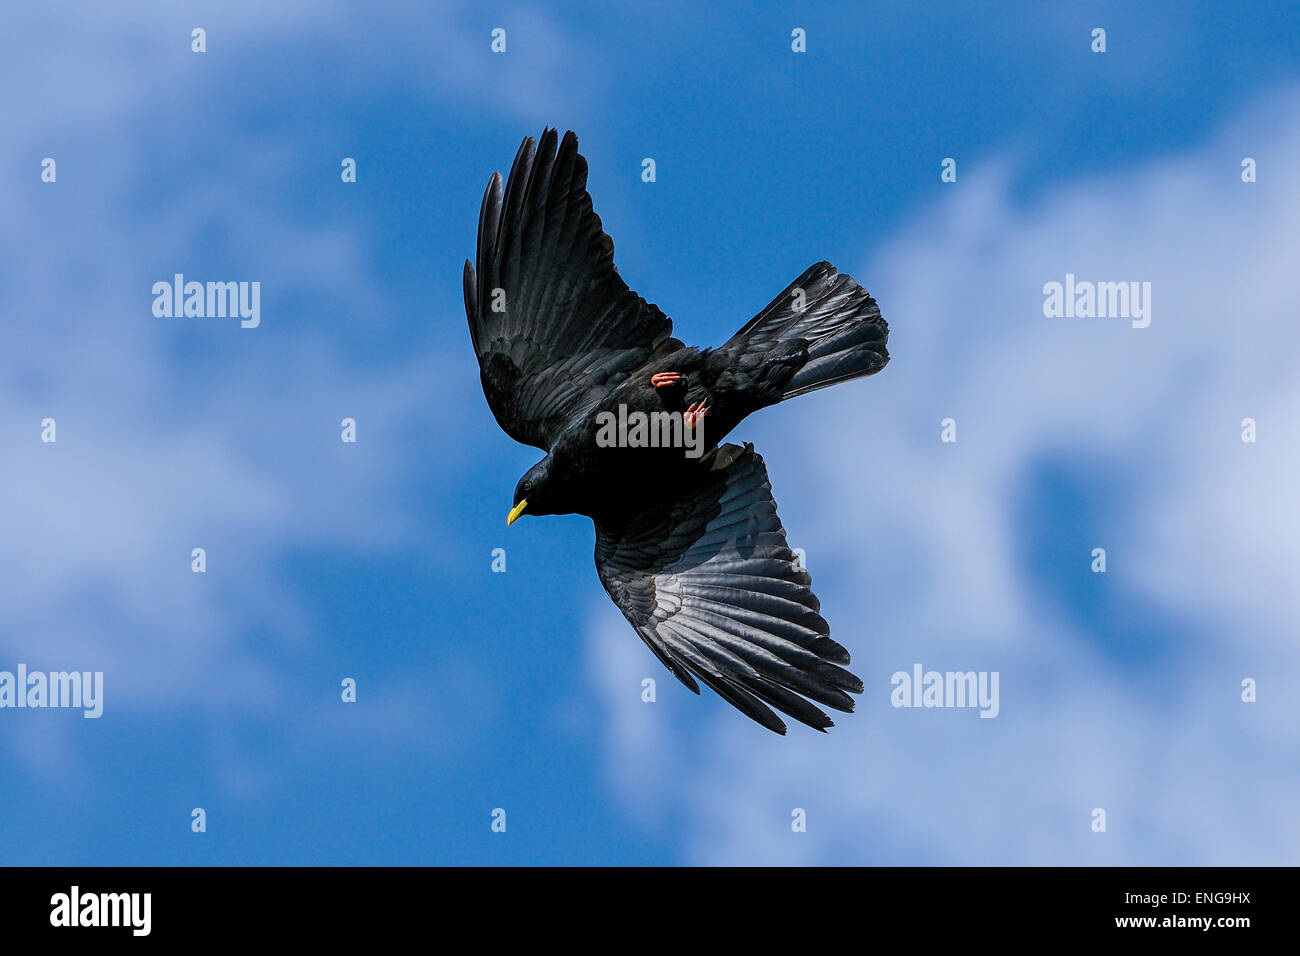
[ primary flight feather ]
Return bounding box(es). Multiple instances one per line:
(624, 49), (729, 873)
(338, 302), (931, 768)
(464, 128), (889, 734)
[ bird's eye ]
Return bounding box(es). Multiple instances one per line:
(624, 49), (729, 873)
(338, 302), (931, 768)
(522, 479), (533, 493)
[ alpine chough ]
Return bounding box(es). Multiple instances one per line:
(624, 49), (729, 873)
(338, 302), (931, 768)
(464, 129), (889, 734)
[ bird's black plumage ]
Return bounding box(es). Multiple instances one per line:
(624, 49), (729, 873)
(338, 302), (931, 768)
(464, 129), (889, 734)
(463, 130), (681, 451)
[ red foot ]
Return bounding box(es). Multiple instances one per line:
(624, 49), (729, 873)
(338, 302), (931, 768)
(684, 402), (709, 428)
(651, 371), (682, 388)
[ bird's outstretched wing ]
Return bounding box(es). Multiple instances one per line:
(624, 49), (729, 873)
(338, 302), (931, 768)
(464, 128), (682, 451)
(594, 444), (863, 734)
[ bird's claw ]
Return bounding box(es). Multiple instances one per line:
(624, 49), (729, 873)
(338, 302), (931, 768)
(651, 371), (682, 388)
(684, 402), (709, 428)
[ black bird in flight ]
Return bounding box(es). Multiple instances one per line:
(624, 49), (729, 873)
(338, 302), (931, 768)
(464, 129), (889, 734)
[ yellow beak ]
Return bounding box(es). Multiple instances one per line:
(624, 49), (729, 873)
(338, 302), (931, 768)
(507, 499), (528, 526)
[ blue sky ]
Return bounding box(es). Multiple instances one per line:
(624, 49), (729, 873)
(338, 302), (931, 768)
(2, 1), (1298, 865)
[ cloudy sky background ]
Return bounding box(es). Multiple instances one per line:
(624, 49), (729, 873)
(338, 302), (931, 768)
(2, 1), (1297, 864)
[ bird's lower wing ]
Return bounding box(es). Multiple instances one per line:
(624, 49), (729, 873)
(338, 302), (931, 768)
(464, 129), (681, 450)
(594, 443), (864, 734)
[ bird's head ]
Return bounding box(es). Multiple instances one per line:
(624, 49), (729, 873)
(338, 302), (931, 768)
(507, 458), (554, 525)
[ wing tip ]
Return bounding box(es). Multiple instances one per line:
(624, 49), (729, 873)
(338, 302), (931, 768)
(463, 259), (477, 322)
(482, 170), (504, 211)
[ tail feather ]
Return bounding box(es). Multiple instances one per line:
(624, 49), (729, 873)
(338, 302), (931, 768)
(726, 262), (888, 402)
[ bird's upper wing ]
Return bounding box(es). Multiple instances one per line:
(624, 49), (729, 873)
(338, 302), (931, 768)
(594, 444), (863, 734)
(464, 128), (682, 451)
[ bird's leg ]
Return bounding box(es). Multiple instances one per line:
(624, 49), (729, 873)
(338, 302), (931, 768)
(651, 371), (682, 389)
(684, 401), (709, 428)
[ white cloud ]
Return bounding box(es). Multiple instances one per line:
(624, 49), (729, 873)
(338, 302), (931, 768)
(0, 0), (512, 777)
(590, 85), (1300, 865)
(0, 1), (587, 140)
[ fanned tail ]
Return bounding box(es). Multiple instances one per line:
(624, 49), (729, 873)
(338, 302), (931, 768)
(726, 261), (889, 401)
